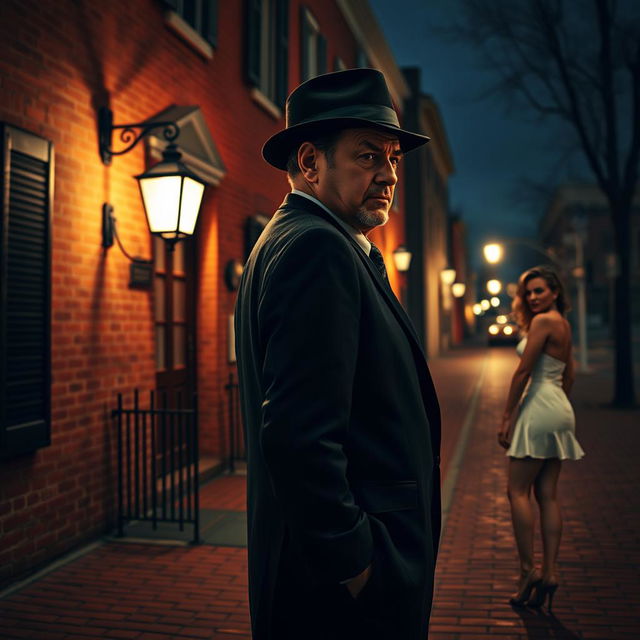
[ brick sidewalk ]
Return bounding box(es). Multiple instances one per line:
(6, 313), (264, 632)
(430, 348), (640, 640)
(0, 346), (637, 639)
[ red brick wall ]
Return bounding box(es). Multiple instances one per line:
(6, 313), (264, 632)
(0, 0), (408, 588)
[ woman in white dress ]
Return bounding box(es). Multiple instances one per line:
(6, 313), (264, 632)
(497, 266), (584, 611)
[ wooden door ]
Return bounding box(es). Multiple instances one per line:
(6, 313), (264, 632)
(154, 237), (196, 406)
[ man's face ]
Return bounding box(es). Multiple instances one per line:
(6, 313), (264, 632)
(315, 128), (402, 234)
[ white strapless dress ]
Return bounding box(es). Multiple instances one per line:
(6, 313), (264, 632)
(507, 338), (585, 460)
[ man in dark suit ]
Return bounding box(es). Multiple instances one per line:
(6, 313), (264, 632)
(235, 69), (441, 640)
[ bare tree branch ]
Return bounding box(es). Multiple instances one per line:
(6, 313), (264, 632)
(532, 0), (610, 190)
(595, 0), (620, 191)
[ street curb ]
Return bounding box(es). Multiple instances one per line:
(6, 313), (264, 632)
(439, 354), (489, 538)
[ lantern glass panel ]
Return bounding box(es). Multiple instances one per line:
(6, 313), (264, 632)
(178, 176), (205, 235)
(393, 250), (412, 272)
(140, 175), (182, 235)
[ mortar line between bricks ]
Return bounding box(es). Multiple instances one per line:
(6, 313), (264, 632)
(439, 353), (489, 538)
(0, 540), (104, 601)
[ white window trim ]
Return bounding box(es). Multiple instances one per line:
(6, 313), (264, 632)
(165, 10), (213, 60)
(302, 7), (321, 81)
(303, 6), (319, 31)
(250, 87), (282, 120)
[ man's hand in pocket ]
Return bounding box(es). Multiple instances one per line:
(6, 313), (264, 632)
(345, 564), (372, 599)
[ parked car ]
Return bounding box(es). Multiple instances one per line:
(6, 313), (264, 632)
(487, 319), (520, 346)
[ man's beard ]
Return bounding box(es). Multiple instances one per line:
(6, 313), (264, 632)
(355, 206), (389, 229)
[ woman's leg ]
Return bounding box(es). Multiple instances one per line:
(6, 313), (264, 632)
(533, 458), (562, 582)
(507, 457), (545, 573)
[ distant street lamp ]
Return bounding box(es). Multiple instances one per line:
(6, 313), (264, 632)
(480, 299), (491, 311)
(451, 282), (466, 298)
(392, 245), (412, 272)
(483, 243), (504, 264)
(440, 268), (456, 286)
(481, 237), (561, 268)
(490, 297), (500, 307)
(487, 279), (502, 295)
(473, 303), (483, 315)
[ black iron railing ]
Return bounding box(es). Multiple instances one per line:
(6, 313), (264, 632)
(225, 372), (246, 472)
(113, 390), (200, 543)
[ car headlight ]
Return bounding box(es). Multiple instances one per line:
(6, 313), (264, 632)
(488, 324), (499, 335)
(503, 325), (514, 335)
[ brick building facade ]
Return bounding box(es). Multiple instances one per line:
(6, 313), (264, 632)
(0, 0), (415, 588)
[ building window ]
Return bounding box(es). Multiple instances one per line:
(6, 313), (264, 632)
(165, 0), (218, 47)
(0, 124), (53, 458)
(246, 0), (289, 109)
(300, 7), (327, 82)
(356, 47), (369, 68)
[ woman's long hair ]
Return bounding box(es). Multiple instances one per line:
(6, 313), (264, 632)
(512, 265), (570, 332)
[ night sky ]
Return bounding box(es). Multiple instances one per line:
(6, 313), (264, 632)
(368, 0), (590, 281)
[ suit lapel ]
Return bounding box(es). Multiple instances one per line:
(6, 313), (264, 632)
(278, 193), (426, 362)
(278, 193), (441, 449)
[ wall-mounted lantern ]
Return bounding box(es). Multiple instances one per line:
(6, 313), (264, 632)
(99, 106), (205, 258)
(392, 245), (412, 272)
(451, 282), (466, 298)
(440, 268), (456, 286)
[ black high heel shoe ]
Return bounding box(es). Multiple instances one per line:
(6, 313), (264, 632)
(527, 581), (559, 611)
(508, 569), (542, 606)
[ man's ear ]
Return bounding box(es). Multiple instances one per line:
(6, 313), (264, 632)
(298, 142), (321, 183)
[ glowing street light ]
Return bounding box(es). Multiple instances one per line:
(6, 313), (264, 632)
(490, 296), (500, 307)
(451, 282), (466, 298)
(473, 303), (483, 315)
(440, 268), (456, 286)
(483, 243), (503, 264)
(487, 279), (502, 295)
(480, 299), (491, 311)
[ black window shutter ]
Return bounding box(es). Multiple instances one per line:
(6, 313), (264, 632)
(0, 124), (52, 458)
(203, 0), (218, 47)
(356, 47), (369, 68)
(317, 33), (327, 75)
(300, 6), (310, 82)
(274, 0), (289, 108)
(246, 0), (262, 87)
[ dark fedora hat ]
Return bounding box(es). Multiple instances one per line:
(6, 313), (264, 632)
(262, 68), (430, 170)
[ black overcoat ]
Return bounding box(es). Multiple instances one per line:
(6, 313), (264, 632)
(234, 193), (441, 639)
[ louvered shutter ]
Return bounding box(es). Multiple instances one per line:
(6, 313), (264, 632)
(274, 0), (289, 107)
(246, 0), (262, 87)
(203, 0), (218, 47)
(0, 124), (52, 458)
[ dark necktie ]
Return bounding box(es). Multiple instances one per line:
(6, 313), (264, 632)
(369, 242), (389, 284)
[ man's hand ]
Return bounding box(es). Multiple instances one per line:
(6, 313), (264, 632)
(345, 564), (372, 599)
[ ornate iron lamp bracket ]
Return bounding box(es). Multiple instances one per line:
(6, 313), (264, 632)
(98, 106), (180, 166)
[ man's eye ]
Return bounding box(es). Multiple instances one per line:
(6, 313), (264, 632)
(360, 153), (376, 161)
